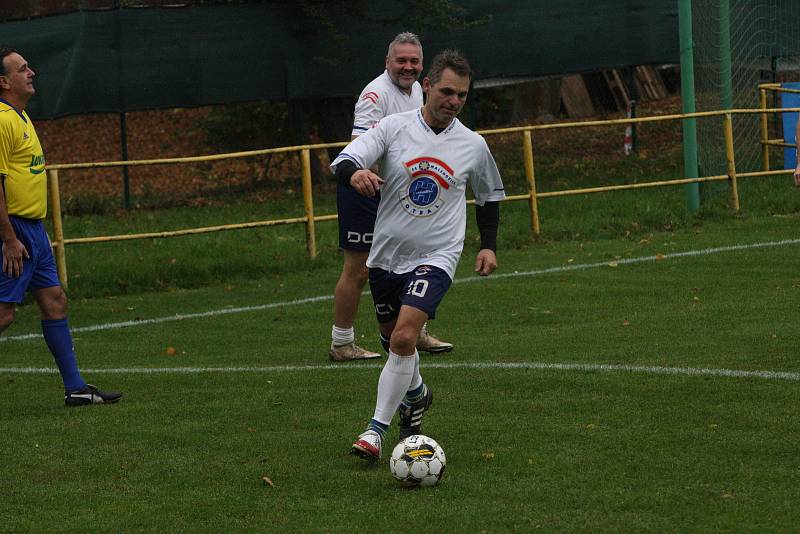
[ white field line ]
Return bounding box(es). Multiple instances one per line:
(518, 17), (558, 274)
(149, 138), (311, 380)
(3, 237), (800, 343)
(1, 361), (799, 382)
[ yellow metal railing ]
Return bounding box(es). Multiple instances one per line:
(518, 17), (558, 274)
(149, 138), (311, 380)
(758, 83), (800, 172)
(46, 106), (799, 287)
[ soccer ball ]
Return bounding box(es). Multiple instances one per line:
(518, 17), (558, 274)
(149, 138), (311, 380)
(389, 434), (446, 487)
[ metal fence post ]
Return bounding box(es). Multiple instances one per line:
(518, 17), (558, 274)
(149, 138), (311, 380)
(300, 148), (317, 259)
(522, 130), (541, 235)
(759, 88), (770, 172)
(47, 169), (69, 287)
(723, 113), (740, 211)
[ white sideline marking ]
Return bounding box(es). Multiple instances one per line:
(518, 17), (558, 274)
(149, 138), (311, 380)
(1, 295), (333, 342)
(2, 237), (799, 343)
(1, 361), (799, 382)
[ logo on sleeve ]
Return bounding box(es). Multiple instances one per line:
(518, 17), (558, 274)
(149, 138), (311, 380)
(362, 91), (379, 104)
(399, 157), (456, 217)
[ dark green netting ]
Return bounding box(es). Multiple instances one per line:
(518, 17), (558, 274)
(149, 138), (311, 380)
(1, 1), (679, 119)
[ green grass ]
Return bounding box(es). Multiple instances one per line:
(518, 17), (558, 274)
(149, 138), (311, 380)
(47, 168), (800, 301)
(4, 111), (800, 530)
(2, 213), (800, 532)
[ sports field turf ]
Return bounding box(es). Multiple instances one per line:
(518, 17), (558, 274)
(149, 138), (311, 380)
(2, 212), (799, 532)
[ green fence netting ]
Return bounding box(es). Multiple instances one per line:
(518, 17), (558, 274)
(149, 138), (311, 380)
(1, 1), (679, 119)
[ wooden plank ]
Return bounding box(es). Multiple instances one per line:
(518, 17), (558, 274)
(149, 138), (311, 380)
(635, 65), (668, 99)
(602, 69), (629, 110)
(511, 78), (562, 122)
(560, 74), (595, 118)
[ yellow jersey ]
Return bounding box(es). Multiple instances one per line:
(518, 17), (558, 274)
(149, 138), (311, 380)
(0, 100), (47, 219)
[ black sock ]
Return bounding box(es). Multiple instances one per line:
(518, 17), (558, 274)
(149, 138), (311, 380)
(379, 332), (391, 352)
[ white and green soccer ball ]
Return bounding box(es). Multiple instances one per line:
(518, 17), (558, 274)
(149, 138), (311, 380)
(389, 434), (446, 487)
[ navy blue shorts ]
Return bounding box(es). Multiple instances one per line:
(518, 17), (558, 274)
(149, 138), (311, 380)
(368, 265), (452, 323)
(0, 217), (61, 304)
(337, 183), (379, 252)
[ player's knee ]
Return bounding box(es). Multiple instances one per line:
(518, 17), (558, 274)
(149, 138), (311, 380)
(0, 308), (15, 332)
(389, 325), (418, 354)
(39, 288), (68, 319)
(344, 263), (369, 284)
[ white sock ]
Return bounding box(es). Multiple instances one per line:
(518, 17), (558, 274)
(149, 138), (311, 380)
(372, 350), (416, 425)
(408, 351), (422, 391)
(332, 325), (355, 346)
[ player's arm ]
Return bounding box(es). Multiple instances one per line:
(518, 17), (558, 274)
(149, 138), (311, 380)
(352, 89), (386, 138)
(0, 174), (29, 277)
(335, 159), (384, 198)
(350, 134), (381, 173)
(474, 201), (499, 276)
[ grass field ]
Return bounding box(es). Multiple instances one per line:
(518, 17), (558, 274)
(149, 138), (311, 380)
(2, 207), (799, 531)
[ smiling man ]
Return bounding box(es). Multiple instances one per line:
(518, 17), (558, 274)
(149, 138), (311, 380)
(331, 50), (505, 459)
(329, 32), (453, 362)
(0, 47), (121, 407)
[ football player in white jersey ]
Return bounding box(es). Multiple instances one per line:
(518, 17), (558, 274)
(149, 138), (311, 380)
(329, 32), (453, 361)
(331, 50), (505, 459)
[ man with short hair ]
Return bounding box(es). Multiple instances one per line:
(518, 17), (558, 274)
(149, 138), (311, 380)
(0, 47), (122, 407)
(331, 50), (505, 459)
(329, 31), (454, 362)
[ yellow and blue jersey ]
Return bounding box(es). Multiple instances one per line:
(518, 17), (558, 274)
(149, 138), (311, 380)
(0, 99), (47, 219)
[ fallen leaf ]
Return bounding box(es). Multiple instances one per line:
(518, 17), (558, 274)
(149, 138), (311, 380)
(622, 320), (631, 326)
(481, 451), (495, 460)
(165, 346), (177, 355)
(655, 253), (666, 260)
(608, 262), (619, 268)
(262, 476), (274, 487)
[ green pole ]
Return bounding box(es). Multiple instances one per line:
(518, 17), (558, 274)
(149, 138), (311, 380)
(679, 0), (701, 212)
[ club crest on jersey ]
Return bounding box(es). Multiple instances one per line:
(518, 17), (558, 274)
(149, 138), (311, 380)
(399, 156), (456, 217)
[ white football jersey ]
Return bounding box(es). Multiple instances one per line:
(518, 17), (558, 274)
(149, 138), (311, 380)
(332, 109), (506, 279)
(351, 71), (423, 137)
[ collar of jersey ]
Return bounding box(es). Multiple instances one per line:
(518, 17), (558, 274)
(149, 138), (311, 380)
(0, 98), (27, 123)
(416, 108), (457, 136)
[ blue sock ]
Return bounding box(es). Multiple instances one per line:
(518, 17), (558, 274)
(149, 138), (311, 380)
(367, 419), (390, 441)
(403, 383), (427, 407)
(41, 318), (86, 392)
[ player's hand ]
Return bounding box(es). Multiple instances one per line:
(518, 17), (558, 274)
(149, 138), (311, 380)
(794, 164), (800, 187)
(2, 237), (29, 278)
(350, 169), (384, 197)
(474, 249), (497, 276)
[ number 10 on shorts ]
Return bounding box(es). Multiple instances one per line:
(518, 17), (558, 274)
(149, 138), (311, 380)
(406, 279), (429, 297)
